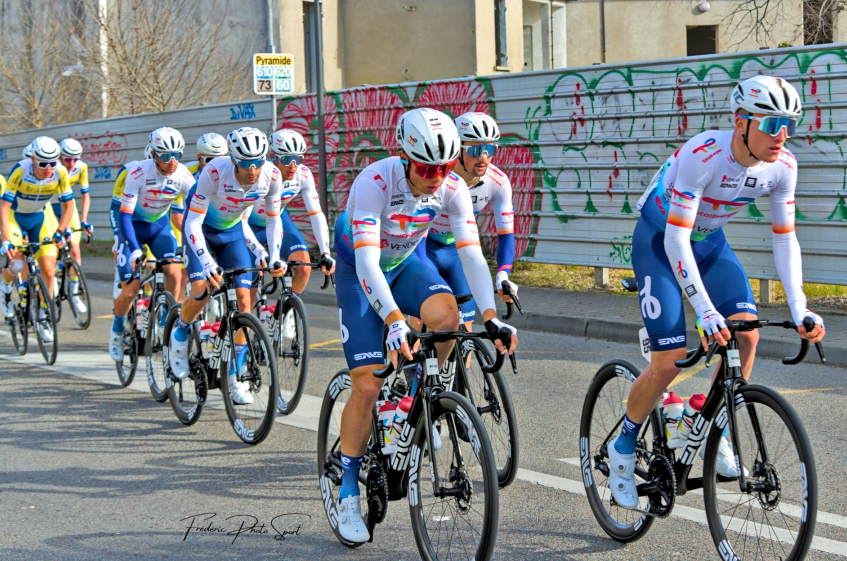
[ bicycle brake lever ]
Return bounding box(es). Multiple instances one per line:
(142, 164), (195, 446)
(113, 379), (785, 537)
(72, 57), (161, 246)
(815, 342), (826, 364)
(704, 341), (719, 367)
(508, 352), (517, 374)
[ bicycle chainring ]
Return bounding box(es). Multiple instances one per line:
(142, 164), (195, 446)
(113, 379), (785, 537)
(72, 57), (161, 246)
(366, 460), (388, 538)
(646, 454), (676, 518)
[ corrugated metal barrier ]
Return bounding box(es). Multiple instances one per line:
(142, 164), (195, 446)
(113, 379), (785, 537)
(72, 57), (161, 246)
(1, 45), (845, 284)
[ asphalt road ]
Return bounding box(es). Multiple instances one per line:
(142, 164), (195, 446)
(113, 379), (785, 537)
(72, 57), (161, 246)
(1, 279), (846, 560)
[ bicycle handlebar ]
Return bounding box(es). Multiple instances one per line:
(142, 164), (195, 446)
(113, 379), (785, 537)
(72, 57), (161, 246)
(674, 317), (825, 368)
(373, 328), (511, 379)
(500, 280), (523, 320)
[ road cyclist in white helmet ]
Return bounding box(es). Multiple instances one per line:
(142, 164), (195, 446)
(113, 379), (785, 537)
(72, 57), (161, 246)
(108, 127), (195, 362)
(167, 127), (287, 406)
(0, 136), (76, 342)
(187, 132), (228, 180)
(608, 75), (825, 510)
(249, 128), (335, 335)
(410, 111), (517, 333)
(326, 107), (518, 543)
(46, 138), (91, 313)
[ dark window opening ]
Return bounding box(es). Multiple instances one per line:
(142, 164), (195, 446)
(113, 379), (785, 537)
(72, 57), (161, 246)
(804, 0), (835, 45)
(687, 25), (718, 57)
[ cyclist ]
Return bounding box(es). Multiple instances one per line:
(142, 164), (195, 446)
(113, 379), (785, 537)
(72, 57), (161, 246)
(250, 129), (334, 331)
(187, 133), (228, 180)
(415, 112), (517, 331)
(331, 108), (518, 543)
(167, 127), (286, 405)
(48, 138), (92, 313)
(609, 75), (826, 509)
(108, 128), (195, 362)
(0, 137), (75, 341)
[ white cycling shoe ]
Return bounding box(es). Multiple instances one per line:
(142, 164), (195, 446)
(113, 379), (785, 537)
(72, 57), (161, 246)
(227, 375), (254, 405)
(1, 295), (14, 319)
(168, 328), (190, 379)
(108, 329), (124, 361)
(282, 309), (296, 339)
(37, 319), (54, 343)
(337, 496), (370, 543)
(700, 435), (748, 478)
(607, 443), (640, 510)
(71, 294), (87, 314)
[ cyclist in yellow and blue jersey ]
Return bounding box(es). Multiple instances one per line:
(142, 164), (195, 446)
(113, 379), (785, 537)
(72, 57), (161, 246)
(0, 137), (75, 342)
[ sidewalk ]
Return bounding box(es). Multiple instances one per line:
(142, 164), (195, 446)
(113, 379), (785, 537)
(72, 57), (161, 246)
(82, 256), (847, 368)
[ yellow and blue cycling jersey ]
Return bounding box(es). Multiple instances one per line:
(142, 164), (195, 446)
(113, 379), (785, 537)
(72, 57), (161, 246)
(3, 159), (73, 213)
(0, 173), (6, 198)
(186, 160), (201, 180)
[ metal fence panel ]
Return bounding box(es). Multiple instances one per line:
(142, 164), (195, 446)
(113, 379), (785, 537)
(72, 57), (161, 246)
(2, 45), (845, 285)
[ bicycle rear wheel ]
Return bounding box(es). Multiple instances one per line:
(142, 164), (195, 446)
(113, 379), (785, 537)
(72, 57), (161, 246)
(115, 305), (139, 387)
(316, 369), (372, 549)
(703, 384), (817, 561)
(145, 289), (176, 402)
(9, 286), (27, 356)
(163, 306), (207, 425)
(408, 391), (499, 561)
(275, 295), (309, 415)
(218, 312), (278, 445)
(456, 338), (520, 488)
(579, 359), (660, 542)
(64, 259), (91, 329)
(31, 275), (58, 365)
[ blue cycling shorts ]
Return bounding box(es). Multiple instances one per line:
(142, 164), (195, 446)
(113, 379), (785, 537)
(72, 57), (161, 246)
(249, 210), (308, 260)
(632, 217), (756, 351)
(426, 237), (476, 322)
(12, 209), (58, 258)
(117, 215), (178, 281)
(334, 238), (454, 369)
(183, 222), (254, 289)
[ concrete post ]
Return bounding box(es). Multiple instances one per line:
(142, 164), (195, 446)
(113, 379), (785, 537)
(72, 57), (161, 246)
(595, 267), (610, 288)
(760, 279), (777, 304)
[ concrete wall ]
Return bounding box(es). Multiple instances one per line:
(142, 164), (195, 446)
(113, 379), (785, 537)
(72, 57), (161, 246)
(566, 0), (804, 67)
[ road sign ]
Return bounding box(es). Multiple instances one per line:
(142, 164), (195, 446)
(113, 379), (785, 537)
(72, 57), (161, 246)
(252, 53), (294, 96)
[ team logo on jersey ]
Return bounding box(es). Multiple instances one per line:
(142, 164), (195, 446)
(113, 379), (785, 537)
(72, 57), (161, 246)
(692, 138), (717, 154)
(194, 194), (206, 201)
(390, 208), (436, 229)
(131, 167), (144, 179)
(380, 239), (389, 248)
(676, 261), (688, 279)
(352, 218), (377, 230)
(362, 279), (372, 294)
(147, 188), (179, 199)
(672, 189), (696, 203)
(279, 189), (297, 202)
(702, 196), (755, 211)
(225, 193), (261, 206)
(744, 177), (757, 188)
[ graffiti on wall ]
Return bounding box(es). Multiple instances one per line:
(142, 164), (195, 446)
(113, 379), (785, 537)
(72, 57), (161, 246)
(70, 131), (128, 166)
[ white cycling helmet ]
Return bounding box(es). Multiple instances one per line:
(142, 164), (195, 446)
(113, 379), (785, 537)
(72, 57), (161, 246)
(148, 127), (185, 153)
(227, 127), (268, 161)
(731, 75), (802, 118)
(59, 138), (83, 158)
(269, 129), (307, 156)
(455, 112), (500, 143)
(30, 136), (61, 161)
(196, 132), (227, 156)
(395, 108), (460, 165)
(144, 144), (154, 159)
(22, 142), (34, 159)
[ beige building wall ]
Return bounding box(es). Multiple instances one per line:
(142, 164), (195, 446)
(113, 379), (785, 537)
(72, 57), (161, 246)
(566, 0), (803, 68)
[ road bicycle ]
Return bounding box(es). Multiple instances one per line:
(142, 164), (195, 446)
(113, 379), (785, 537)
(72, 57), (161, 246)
(4, 239), (59, 364)
(317, 327), (512, 560)
(115, 250), (180, 392)
(580, 316), (824, 560)
(162, 265), (278, 445)
(53, 228), (92, 329)
(252, 261), (333, 415)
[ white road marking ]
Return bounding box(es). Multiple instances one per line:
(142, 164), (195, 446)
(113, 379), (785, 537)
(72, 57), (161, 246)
(3, 348), (846, 557)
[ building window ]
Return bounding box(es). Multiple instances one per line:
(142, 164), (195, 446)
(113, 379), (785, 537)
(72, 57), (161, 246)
(523, 25), (533, 70)
(495, 0), (508, 68)
(804, 0), (835, 45)
(522, 0), (566, 70)
(303, 1), (316, 92)
(687, 25), (718, 56)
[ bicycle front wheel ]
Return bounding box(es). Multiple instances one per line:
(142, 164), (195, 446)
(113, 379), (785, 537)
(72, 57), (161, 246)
(408, 390), (499, 561)
(456, 338), (520, 487)
(145, 289), (176, 402)
(31, 274), (58, 365)
(275, 295), (309, 415)
(703, 384), (818, 561)
(64, 259), (91, 329)
(9, 286), (27, 355)
(115, 305), (139, 387)
(219, 312), (278, 445)
(579, 359), (660, 542)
